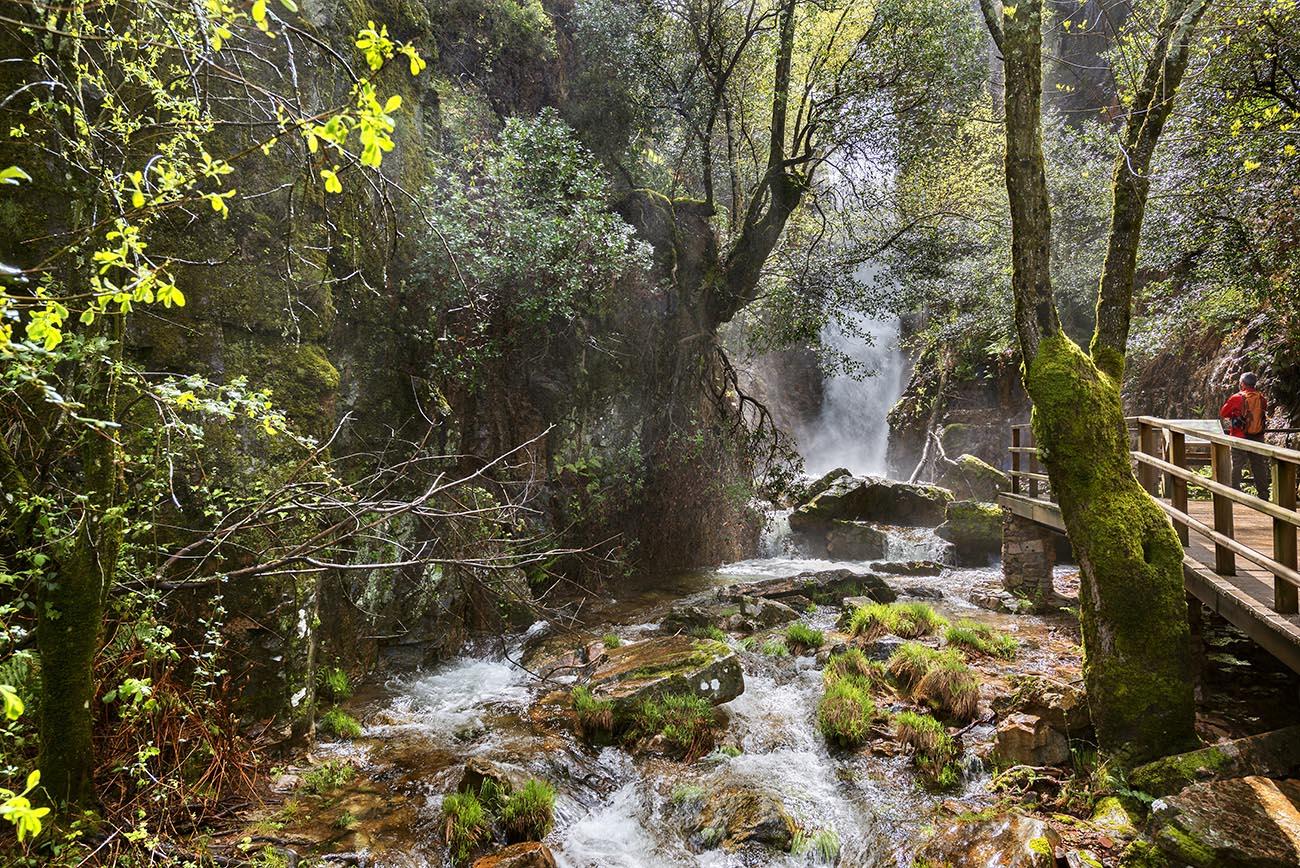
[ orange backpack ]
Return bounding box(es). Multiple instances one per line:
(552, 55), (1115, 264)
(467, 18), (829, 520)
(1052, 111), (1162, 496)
(1241, 390), (1266, 435)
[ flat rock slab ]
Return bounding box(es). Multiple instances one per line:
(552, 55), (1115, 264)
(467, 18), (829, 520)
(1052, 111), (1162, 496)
(587, 636), (742, 710)
(916, 813), (1059, 867)
(1150, 776), (1300, 867)
(1131, 724), (1300, 796)
(720, 568), (898, 605)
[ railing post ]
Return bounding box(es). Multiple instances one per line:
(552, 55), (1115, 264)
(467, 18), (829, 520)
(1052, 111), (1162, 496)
(1273, 457), (1298, 614)
(1027, 429), (1040, 500)
(1210, 440), (1236, 575)
(1011, 427), (1021, 496)
(1138, 420), (1160, 495)
(1169, 429), (1189, 546)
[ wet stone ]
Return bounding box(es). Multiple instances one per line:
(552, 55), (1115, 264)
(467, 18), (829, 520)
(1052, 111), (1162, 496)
(472, 842), (557, 868)
(1149, 776), (1300, 867)
(692, 785), (796, 852)
(875, 560), (945, 576)
(722, 568), (898, 605)
(1130, 724), (1300, 797)
(586, 635), (743, 710)
(916, 813), (1059, 868)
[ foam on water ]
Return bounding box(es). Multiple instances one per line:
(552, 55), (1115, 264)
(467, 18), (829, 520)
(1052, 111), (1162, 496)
(371, 656), (532, 737)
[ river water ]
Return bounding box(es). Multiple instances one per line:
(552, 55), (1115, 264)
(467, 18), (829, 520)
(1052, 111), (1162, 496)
(284, 515), (1085, 868)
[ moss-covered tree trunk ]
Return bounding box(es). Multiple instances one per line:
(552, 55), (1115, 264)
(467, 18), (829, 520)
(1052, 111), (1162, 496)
(980, 0), (1210, 763)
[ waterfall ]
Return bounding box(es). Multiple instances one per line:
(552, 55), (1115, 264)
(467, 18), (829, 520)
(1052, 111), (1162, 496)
(798, 313), (908, 478)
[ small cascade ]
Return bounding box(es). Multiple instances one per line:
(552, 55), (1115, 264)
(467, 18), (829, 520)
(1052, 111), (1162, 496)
(758, 508), (794, 557)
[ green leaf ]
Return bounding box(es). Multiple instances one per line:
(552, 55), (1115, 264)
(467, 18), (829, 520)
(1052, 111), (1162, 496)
(0, 166), (31, 186)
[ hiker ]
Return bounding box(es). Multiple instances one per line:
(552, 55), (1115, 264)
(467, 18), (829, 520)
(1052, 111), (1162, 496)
(1219, 372), (1271, 500)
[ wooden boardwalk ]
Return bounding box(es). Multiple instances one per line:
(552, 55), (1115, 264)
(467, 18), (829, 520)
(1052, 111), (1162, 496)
(1000, 418), (1300, 674)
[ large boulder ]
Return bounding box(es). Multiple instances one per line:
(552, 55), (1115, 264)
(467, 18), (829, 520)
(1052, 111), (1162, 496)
(791, 475), (953, 530)
(826, 520), (889, 559)
(692, 785), (796, 851)
(916, 813), (1059, 867)
(663, 594), (799, 636)
(1130, 724), (1300, 797)
(1148, 776), (1300, 867)
(586, 636), (743, 710)
(995, 676), (1090, 736)
(993, 713), (1071, 767)
(791, 467), (853, 506)
(937, 453), (1010, 501)
(936, 500), (1003, 565)
(720, 568), (898, 605)
(472, 842), (557, 868)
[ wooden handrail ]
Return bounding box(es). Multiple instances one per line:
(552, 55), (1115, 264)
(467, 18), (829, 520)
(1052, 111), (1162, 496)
(1010, 414), (1300, 615)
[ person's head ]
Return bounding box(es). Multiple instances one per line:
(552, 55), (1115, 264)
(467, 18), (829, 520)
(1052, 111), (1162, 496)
(1241, 372), (1258, 389)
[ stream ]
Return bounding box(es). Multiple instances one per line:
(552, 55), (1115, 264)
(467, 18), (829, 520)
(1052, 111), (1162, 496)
(271, 513), (1087, 867)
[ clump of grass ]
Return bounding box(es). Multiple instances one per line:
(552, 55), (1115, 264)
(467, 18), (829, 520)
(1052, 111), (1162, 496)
(317, 708), (362, 740)
(944, 619), (1018, 659)
(316, 666), (352, 703)
(500, 778), (556, 843)
(630, 693), (716, 759)
(571, 685), (615, 741)
(761, 637), (791, 657)
(602, 632), (622, 649)
(299, 760), (355, 795)
(823, 648), (888, 692)
(690, 625), (728, 642)
(792, 827), (841, 864)
(848, 602), (947, 641)
(442, 791), (490, 863)
(913, 651), (980, 722)
(886, 642), (941, 689)
(895, 711), (961, 789)
(784, 622), (825, 653)
(333, 811), (357, 830)
(816, 678), (876, 747)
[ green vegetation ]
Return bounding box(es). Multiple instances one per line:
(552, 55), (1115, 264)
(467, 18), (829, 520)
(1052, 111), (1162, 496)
(944, 620), (1018, 659)
(602, 633), (623, 649)
(442, 791), (491, 863)
(849, 602), (947, 640)
(670, 783), (706, 805)
(823, 648), (888, 692)
(500, 778), (556, 842)
(792, 827), (842, 863)
(300, 761), (357, 795)
(816, 679), (876, 748)
(886, 643), (941, 689)
(571, 686), (615, 740)
(761, 637), (792, 658)
(690, 625), (728, 643)
(914, 652), (980, 722)
(629, 693), (716, 759)
(895, 711), (960, 790)
(318, 709), (363, 740)
(784, 622), (825, 653)
(316, 667), (353, 703)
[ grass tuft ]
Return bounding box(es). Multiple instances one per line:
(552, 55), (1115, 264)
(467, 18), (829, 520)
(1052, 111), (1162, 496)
(317, 708), (362, 740)
(848, 602), (947, 641)
(299, 760), (355, 795)
(792, 827), (841, 863)
(630, 692), (716, 759)
(690, 625), (728, 642)
(784, 621), (825, 653)
(442, 790), (490, 863)
(913, 650), (980, 722)
(316, 666), (352, 703)
(886, 642), (940, 688)
(500, 778), (556, 843)
(823, 648), (888, 692)
(571, 685), (615, 741)
(602, 632), (622, 649)
(816, 678), (876, 747)
(761, 637), (791, 657)
(944, 619), (1018, 659)
(895, 710), (961, 789)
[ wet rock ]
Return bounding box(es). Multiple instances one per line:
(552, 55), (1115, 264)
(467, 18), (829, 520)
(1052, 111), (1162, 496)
(723, 568), (897, 605)
(1130, 724), (1300, 797)
(916, 813), (1059, 867)
(875, 560), (945, 576)
(586, 636), (743, 710)
(1148, 776), (1300, 867)
(994, 713), (1070, 767)
(825, 520), (889, 559)
(793, 467), (853, 505)
(1063, 849), (1104, 868)
(472, 842), (557, 868)
(1091, 795), (1138, 837)
(936, 500), (1002, 565)
(458, 757), (524, 800)
(936, 453), (1009, 501)
(970, 582), (1031, 614)
(790, 475), (953, 530)
(692, 786), (795, 851)
(664, 594), (798, 636)
(898, 584), (944, 600)
(997, 676), (1090, 736)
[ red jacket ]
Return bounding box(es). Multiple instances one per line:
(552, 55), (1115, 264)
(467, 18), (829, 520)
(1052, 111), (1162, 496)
(1220, 388), (1268, 438)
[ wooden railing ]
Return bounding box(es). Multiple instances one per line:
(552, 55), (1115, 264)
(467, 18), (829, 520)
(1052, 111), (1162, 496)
(1008, 417), (1300, 616)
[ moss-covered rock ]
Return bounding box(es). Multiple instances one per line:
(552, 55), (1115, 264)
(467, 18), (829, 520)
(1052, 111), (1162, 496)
(585, 636), (743, 711)
(790, 475), (953, 531)
(936, 453), (1010, 501)
(936, 500), (1002, 565)
(1129, 724), (1300, 797)
(691, 785), (796, 851)
(1147, 776), (1300, 867)
(915, 813), (1059, 867)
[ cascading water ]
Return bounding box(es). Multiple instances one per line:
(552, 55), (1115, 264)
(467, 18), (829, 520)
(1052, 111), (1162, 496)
(798, 314), (908, 478)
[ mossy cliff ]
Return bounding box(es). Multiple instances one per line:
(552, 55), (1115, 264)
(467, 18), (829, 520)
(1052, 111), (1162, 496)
(1024, 333), (1196, 764)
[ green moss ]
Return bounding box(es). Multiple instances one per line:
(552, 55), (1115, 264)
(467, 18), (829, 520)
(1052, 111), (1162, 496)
(1119, 838), (1172, 868)
(1153, 823), (1217, 867)
(1128, 745), (1229, 797)
(500, 778), (556, 843)
(602, 632), (623, 648)
(670, 783), (706, 805)
(1024, 333), (1196, 764)
(792, 827), (841, 863)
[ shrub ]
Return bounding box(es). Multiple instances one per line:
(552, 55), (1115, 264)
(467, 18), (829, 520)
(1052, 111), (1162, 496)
(602, 632), (622, 649)
(792, 827), (841, 864)
(630, 692), (716, 759)
(944, 619), (1018, 659)
(317, 708), (362, 740)
(571, 686), (614, 740)
(817, 679), (875, 747)
(823, 648), (887, 692)
(316, 666), (352, 703)
(895, 711), (960, 789)
(299, 760), (355, 795)
(914, 651), (980, 722)
(886, 642), (940, 689)
(784, 622), (825, 653)
(443, 791), (490, 862)
(500, 778), (556, 842)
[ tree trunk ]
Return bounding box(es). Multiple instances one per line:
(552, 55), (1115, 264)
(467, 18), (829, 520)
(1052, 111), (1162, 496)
(1025, 335), (1197, 762)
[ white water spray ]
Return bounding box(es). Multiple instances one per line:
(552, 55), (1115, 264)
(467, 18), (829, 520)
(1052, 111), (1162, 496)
(798, 313), (908, 477)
